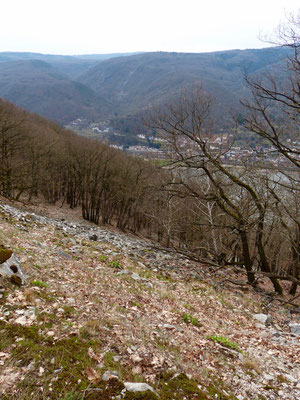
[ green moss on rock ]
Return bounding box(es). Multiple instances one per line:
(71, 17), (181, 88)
(0, 248), (12, 263)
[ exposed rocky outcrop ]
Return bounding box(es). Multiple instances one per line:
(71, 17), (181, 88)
(0, 247), (26, 285)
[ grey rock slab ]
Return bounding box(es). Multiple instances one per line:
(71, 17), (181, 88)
(102, 370), (119, 381)
(289, 323), (300, 337)
(284, 374), (298, 383)
(57, 250), (72, 260)
(163, 324), (176, 330)
(0, 253), (26, 285)
(253, 314), (272, 325)
(131, 273), (141, 281)
(263, 373), (274, 381)
(124, 382), (156, 393)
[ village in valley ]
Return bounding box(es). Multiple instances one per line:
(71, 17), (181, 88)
(67, 117), (300, 167)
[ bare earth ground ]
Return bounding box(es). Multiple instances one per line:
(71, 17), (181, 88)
(0, 197), (299, 400)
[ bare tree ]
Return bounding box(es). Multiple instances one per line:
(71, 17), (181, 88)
(243, 11), (299, 167)
(0, 100), (27, 198)
(148, 87), (285, 293)
(242, 11), (300, 294)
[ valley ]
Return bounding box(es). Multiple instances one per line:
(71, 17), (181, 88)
(0, 47), (290, 147)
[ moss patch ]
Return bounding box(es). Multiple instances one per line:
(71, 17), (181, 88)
(182, 313), (202, 327)
(207, 335), (241, 352)
(30, 280), (49, 288)
(157, 373), (238, 400)
(0, 248), (12, 263)
(0, 321), (104, 399)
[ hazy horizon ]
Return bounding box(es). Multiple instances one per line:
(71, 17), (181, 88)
(0, 1), (299, 56)
(0, 46), (282, 57)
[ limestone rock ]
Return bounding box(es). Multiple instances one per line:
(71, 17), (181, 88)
(131, 273), (141, 281)
(124, 382), (156, 393)
(0, 250), (26, 285)
(102, 370), (119, 381)
(289, 323), (300, 337)
(57, 249), (71, 260)
(253, 314), (272, 325)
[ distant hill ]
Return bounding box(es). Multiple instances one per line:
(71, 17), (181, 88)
(0, 60), (110, 124)
(0, 48), (290, 127)
(78, 47), (289, 127)
(0, 52), (142, 79)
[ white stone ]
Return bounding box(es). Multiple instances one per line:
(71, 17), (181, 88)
(263, 373), (274, 381)
(0, 253), (26, 284)
(131, 354), (142, 363)
(14, 316), (27, 325)
(102, 370), (119, 381)
(124, 382), (155, 393)
(131, 273), (141, 281)
(284, 374), (298, 383)
(163, 323), (175, 330)
(289, 323), (300, 337)
(253, 314), (272, 325)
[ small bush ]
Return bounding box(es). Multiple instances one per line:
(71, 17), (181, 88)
(207, 335), (241, 352)
(182, 313), (201, 327)
(30, 280), (49, 288)
(109, 260), (122, 269)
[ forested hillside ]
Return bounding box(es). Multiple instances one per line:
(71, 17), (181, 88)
(0, 47), (290, 127)
(78, 48), (289, 118)
(0, 60), (110, 124)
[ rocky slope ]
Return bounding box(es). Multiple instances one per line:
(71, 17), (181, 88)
(0, 200), (299, 399)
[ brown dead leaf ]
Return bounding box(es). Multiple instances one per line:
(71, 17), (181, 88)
(87, 347), (103, 364)
(84, 367), (101, 382)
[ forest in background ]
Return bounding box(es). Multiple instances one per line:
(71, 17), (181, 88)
(0, 46), (291, 133)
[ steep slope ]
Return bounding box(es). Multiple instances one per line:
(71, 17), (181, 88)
(0, 60), (109, 124)
(0, 200), (299, 399)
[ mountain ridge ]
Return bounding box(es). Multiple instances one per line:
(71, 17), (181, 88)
(0, 47), (290, 127)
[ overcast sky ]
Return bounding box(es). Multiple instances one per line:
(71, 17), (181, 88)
(1, 0), (299, 55)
